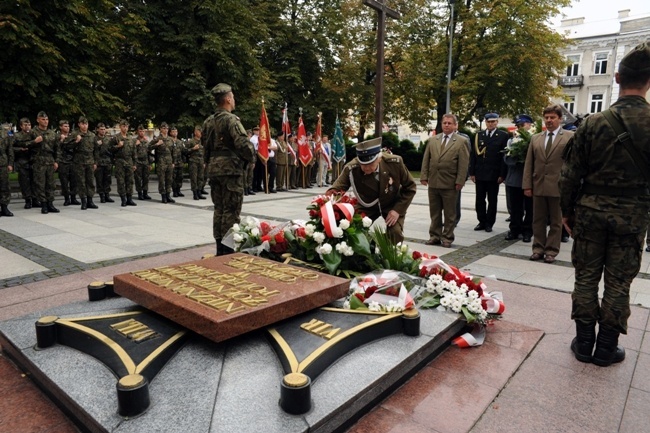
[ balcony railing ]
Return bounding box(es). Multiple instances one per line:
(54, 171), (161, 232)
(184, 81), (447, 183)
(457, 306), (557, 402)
(559, 75), (583, 87)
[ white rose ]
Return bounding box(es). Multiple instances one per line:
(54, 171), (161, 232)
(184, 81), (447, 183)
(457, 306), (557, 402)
(339, 219), (350, 230)
(305, 224), (316, 236)
(362, 216), (373, 228)
(232, 223), (241, 233)
(233, 233), (244, 243)
(251, 227), (260, 237)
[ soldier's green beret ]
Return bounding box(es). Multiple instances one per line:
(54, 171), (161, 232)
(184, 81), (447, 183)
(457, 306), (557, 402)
(212, 83), (232, 96)
(619, 42), (650, 74)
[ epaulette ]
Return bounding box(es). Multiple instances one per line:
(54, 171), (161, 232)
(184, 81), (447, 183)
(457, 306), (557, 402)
(384, 155), (400, 163)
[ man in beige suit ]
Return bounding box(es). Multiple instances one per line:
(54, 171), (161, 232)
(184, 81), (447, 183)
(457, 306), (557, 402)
(523, 105), (574, 263)
(421, 114), (470, 247)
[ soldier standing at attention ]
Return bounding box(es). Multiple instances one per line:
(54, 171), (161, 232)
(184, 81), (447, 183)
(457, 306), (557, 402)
(110, 120), (137, 207)
(170, 126), (185, 198)
(134, 125), (152, 200)
(0, 124), (14, 217)
(31, 112), (60, 214)
(95, 123), (114, 203)
(73, 117), (99, 210)
(274, 131), (288, 191)
(12, 118), (37, 209)
(56, 120), (80, 206)
(185, 126), (206, 200)
(327, 138), (417, 243)
(560, 43), (650, 367)
(149, 122), (175, 203)
(202, 83), (255, 255)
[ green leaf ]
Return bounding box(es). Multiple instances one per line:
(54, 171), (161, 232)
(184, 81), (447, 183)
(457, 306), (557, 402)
(348, 232), (371, 257)
(349, 295), (368, 310)
(321, 249), (342, 275)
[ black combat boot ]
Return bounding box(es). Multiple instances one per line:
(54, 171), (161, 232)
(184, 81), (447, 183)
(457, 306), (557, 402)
(41, 202), (48, 214)
(0, 204), (13, 217)
(24, 198), (32, 209)
(161, 194), (168, 204)
(70, 194), (81, 205)
(193, 190), (199, 200)
(99, 193), (106, 203)
(32, 198), (41, 207)
(172, 188), (179, 198)
(200, 188), (208, 195)
(216, 241), (223, 255)
(47, 202), (60, 213)
(244, 188), (249, 196)
(177, 188), (184, 197)
(247, 188), (256, 196)
(143, 191), (152, 200)
(80, 197), (88, 210)
(87, 196), (98, 209)
(126, 195), (137, 206)
(166, 193), (175, 203)
(105, 193), (115, 203)
(137, 191), (144, 200)
(570, 321), (596, 363)
(198, 191), (206, 200)
(592, 327), (626, 367)
(63, 195), (71, 206)
(120, 195), (127, 207)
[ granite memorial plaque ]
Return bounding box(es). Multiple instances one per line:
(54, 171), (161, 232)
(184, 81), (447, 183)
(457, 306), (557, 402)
(113, 253), (350, 343)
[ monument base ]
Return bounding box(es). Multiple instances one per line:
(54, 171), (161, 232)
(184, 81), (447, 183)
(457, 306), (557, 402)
(0, 297), (465, 433)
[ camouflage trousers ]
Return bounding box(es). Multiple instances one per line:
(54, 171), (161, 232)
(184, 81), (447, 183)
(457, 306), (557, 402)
(188, 161), (205, 191)
(94, 165), (112, 194)
(32, 161), (56, 203)
(0, 166), (10, 205)
(172, 165), (184, 191)
(244, 159), (254, 190)
(14, 159), (33, 200)
(114, 160), (134, 196)
(156, 163), (173, 194)
(210, 174), (244, 241)
(58, 162), (76, 196)
(134, 162), (151, 192)
(571, 205), (649, 333)
(75, 164), (96, 197)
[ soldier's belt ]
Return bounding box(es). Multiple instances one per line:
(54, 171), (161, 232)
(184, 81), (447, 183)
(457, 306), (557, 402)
(581, 184), (649, 196)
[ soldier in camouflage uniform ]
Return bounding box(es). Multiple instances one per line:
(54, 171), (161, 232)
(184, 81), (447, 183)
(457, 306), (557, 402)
(202, 83), (255, 255)
(12, 118), (38, 209)
(56, 120), (80, 206)
(0, 124), (14, 216)
(134, 125), (152, 200)
(110, 120), (137, 207)
(95, 123), (114, 203)
(170, 126), (185, 197)
(149, 122), (175, 203)
(559, 43), (650, 367)
(72, 117), (99, 210)
(185, 126), (206, 200)
(31, 112), (60, 214)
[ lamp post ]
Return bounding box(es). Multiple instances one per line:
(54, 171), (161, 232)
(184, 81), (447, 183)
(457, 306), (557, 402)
(445, 0), (456, 114)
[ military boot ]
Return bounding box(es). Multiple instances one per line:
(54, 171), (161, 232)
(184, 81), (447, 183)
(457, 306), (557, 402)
(120, 195), (127, 207)
(166, 193), (175, 203)
(70, 194), (81, 205)
(41, 202), (48, 214)
(200, 189), (208, 195)
(570, 321), (596, 363)
(592, 327), (626, 367)
(143, 191), (152, 200)
(199, 191), (206, 200)
(248, 188), (256, 196)
(99, 193), (106, 203)
(244, 188), (249, 196)
(0, 204), (13, 217)
(105, 193), (115, 203)
(216, 241), (223, 256)
(63, 195), (71, 206)
(172, 188), (179, 198)
(87, 196), (98, 209)
(32, 198), (41, 207)
(193, 190), (199, 200)
(126, 195), (137, 206)
(137, 191), (144, 200)
(80, 197), (88, 210)
(177, 189), (184, 197)
(47, 202), (60, 213)
(24, 198), (32, 209)
(161, 194), (168, 204)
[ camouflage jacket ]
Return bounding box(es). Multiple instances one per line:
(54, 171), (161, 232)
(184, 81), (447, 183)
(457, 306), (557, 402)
(184, 137), (204, 164)
(57, 132), (76, 164)
(0, 132), (14, 167)
(110, 133), (136, 166)
(12, 130), (36, 162)
(202, 108), (254, 176)
(133, 136), (151, 164)
(31, 127), (59, 164)
(74, 131), (99, 165)
(560, 95), (650, 216)
(171, 138), (184, 165)
(149, 135), (173, 165)
(96, 134), (113, 166)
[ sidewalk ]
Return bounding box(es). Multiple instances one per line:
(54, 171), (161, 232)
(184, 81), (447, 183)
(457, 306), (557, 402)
(1, 181), (649, 432)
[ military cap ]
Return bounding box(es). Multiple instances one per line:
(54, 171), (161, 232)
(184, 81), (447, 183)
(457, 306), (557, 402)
(119, 119), (129, 126)
(484, 113), (499, 121)
(619, 42), (650, 73)
(78, 116), (88, 124)
(514, 114), (533, 125)
(355, 137), (382, 164)
(160, 122), (169, 129)
(212, 83), (232, 96)
(59, 120), (69, 126)
(562, 123), (577, 131)
(252, 126), (260, 131)
(37, 111), (48, 118)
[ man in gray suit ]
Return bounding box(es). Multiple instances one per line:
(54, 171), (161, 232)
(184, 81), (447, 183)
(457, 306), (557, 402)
(523, 104), (574, 263)
(421, 114), (470, 248)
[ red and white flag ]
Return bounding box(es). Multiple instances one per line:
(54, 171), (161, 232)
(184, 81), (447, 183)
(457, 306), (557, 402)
(297, 115), (312, 167)
(258, 100), (271, 163)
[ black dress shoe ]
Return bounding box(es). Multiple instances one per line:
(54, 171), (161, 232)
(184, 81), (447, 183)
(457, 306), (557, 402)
(474, 223), (486, 231)
(504, 231), (518, 241)
(269, 189), (277, 193)
(485, 226), (493, 233)
(561, 236), (570, 243)
(522, 235), (532, 243)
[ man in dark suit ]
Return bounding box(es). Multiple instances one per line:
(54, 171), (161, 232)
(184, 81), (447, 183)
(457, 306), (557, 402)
(469, 113), (509, 232)
(421, 114), (469, 247)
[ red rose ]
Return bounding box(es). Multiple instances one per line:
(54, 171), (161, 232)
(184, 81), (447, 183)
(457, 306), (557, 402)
(260, 221), (272, 235)
(316, 197), (325, 206)
(309, 209), (319, 218)
(354, 293), (365, 302)
(419, 267), (429, 278)
(364, 285), (378, 298)
(261, 235), (271, 243)
(443, 272), (457, 283)
(274, 232), (285, 243)
(296, 227), (306, 238)
(412, 251), (422, 260)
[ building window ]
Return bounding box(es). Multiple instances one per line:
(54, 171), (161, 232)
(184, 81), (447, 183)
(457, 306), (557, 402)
(594, 53), (608, 74)
(564, 96), (575, 114)
(590, 94), (604, 113)
(566, 55), (580, 76)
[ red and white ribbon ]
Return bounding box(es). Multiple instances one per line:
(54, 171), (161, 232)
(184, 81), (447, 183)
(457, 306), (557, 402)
(452, 325), (486, 348)
(320, 201), (354, 238)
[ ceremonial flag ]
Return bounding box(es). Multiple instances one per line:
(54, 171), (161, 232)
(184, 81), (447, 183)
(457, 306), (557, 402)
(297, 115), (312, 167)
(257, 99), (271, 163)
(314, 113), (331, 168)
(283, 104), (297, 164)
(332, 116), (346, 162)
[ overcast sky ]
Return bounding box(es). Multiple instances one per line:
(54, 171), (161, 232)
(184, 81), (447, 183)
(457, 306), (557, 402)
(552, 0), (650, 26)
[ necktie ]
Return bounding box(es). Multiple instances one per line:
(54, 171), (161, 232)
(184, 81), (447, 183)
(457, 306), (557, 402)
(441, 135), (448, 150)
(545, 132), (554, 156)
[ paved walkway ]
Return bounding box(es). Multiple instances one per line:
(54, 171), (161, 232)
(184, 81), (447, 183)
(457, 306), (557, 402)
(1, 181), (649, 432)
